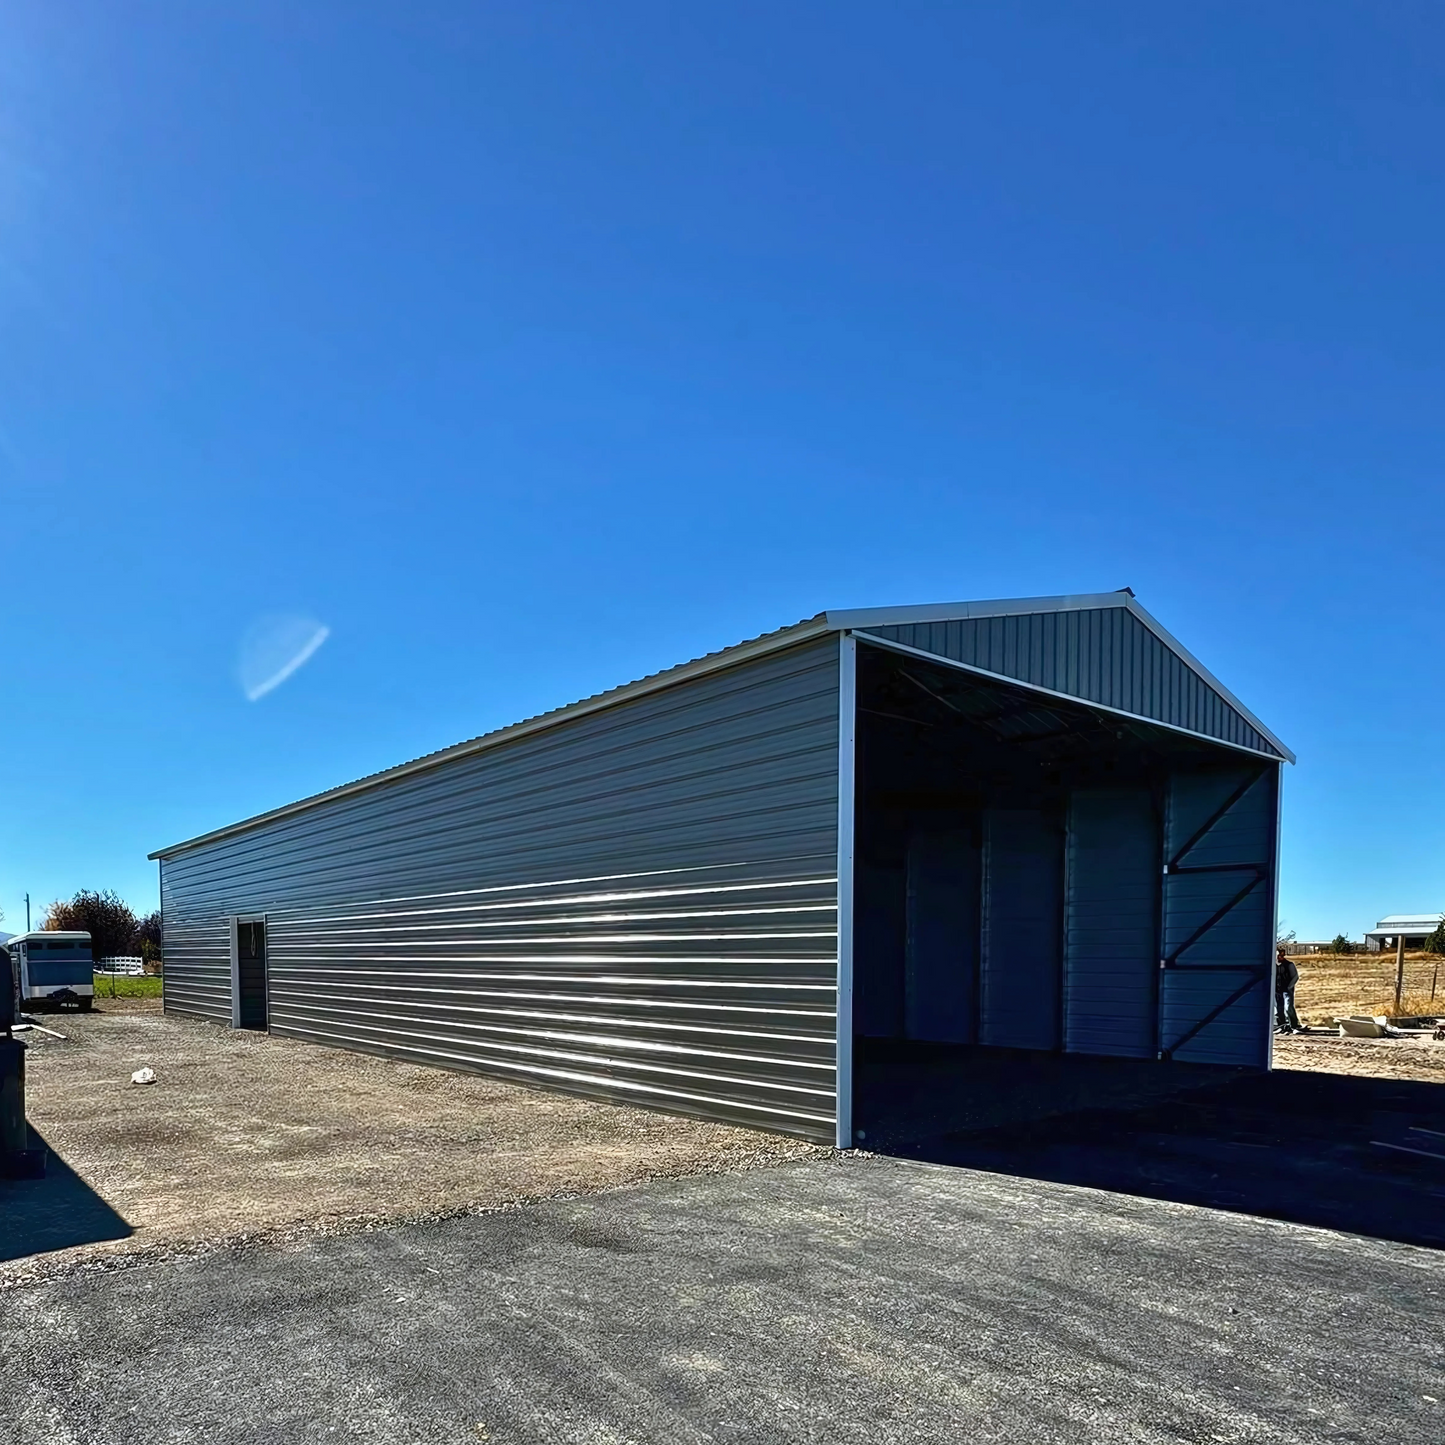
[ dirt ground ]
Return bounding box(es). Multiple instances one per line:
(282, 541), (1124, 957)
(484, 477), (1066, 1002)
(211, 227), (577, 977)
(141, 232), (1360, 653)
(1287, 949), (1445, 1024)
(1, 999), (820, 1284)
(1272, 1030), (1445, 1082)
(1269, 949), (1445, 1081)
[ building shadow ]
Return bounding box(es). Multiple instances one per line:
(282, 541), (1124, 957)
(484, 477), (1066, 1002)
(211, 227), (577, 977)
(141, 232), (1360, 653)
(855, 1043), (1445, 1250)
(0, 1126), (133, 1263)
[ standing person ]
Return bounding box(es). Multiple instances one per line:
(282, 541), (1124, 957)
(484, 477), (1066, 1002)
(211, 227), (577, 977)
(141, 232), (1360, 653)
(1275, 946), (1303, 1033)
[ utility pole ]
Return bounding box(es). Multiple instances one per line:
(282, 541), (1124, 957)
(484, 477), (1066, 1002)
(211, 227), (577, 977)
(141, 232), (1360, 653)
(23, 894), (29, 932)
(1394, 933), (1407, 1016)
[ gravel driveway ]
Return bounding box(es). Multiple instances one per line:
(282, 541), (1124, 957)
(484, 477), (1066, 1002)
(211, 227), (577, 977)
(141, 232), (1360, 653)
(1273, 1029), (1445, 1082)
(1, 1000), (819, 1281)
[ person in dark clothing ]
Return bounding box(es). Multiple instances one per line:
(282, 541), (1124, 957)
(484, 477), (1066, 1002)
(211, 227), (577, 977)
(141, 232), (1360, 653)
(1275, 947), (1304, 1033)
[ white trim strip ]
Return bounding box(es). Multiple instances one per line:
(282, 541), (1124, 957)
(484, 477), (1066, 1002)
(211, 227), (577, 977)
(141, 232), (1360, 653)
(835, 633), (857, 1149)
(853, 631), (1288, 761)
(1268, 765), (1284, 1072)
(825, 592), (1133, 632)
(228, 915), (241, 1029)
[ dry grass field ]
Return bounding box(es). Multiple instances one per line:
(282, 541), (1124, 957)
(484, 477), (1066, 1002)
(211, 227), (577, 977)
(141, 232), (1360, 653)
(1287, 950), (1444, 1024)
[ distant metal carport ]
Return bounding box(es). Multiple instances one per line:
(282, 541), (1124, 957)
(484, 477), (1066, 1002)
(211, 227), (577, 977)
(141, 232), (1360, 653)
(1365, 915), (1443, 951)
(153, 591), (1292, 1147)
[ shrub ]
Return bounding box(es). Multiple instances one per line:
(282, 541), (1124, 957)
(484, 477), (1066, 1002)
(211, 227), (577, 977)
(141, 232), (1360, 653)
(44, 889), (139, 962)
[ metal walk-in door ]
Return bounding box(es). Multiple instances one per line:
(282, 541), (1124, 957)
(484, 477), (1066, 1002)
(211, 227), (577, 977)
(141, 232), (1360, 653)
(237, 919), (268, 1031)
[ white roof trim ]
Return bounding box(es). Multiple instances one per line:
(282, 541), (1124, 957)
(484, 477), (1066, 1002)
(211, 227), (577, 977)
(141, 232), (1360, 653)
(825, 591), (1134, 631)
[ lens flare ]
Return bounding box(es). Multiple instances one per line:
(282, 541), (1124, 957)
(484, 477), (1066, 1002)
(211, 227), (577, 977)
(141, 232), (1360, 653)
(237, 614), (330, 701)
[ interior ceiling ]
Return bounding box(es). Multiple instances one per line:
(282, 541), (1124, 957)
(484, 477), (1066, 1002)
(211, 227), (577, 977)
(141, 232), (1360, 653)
(857, 642), (1224, 773)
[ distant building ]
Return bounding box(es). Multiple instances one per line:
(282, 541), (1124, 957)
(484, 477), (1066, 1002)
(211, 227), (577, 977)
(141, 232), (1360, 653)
(1364, 914), (1445, 953)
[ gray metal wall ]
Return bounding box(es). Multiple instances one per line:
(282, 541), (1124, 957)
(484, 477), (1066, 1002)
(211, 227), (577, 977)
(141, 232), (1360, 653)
(161, 638), (841, 1140)
(1161, 765), (1279, 1067)
(1064, 789), (1160, 1057)
(981, 809), (1063, 1051)
(1063, 770), (1279, 1066)
(860, 609), (1283, 759)
(903, 830), (979, 1043)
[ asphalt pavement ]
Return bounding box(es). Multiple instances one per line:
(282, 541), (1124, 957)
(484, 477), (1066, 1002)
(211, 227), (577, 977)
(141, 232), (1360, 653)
(2, 1155), (1441, 1444)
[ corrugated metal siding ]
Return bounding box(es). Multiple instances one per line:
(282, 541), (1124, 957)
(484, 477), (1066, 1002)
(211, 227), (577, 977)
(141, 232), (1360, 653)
(159, 901), (231, 1024)
(161, 638), (841, 1140)
(861, 610), (1283, 758)
(1161, 766), (1277, 1067)
(1064, 788), (1159, 1058)
(981, 809), (1062, 1051)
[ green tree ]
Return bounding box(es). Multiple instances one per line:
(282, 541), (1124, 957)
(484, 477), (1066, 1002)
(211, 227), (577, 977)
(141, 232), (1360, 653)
(44, 889), (139, 962)
(1330, 933), (1354, 955)
(136, 910), (163, 968)
(1425, 919), (1445, 956)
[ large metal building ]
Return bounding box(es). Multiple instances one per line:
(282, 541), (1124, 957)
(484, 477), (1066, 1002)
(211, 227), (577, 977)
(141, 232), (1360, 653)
(153, 591), (1293, 1147)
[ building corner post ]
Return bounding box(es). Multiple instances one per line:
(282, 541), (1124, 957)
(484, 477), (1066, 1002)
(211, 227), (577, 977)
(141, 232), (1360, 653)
(836, 632), (858, 1149)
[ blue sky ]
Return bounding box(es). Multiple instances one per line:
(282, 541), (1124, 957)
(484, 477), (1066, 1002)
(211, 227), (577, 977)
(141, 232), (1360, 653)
(1, 2), (1441, 941)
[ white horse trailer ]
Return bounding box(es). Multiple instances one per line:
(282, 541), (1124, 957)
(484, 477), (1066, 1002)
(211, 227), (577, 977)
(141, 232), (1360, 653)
(4, 932), (94, 1011)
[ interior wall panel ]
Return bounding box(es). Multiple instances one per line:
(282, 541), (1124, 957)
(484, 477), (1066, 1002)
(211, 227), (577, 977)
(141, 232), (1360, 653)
(981, 809), (1063, 1051)
(903, 829), (981, 1044)
(853, 859), (906, 1038)
(1064, 788), (1159, 1058)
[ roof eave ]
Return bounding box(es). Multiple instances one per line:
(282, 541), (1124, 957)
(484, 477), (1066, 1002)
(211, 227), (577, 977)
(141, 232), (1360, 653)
(151, 590), (1294, 861)
(1121, 597), (1295, 763)
(150, 612), (834, 860)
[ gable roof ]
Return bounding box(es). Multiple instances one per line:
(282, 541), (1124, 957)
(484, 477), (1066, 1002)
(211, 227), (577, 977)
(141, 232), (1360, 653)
(151, 590), (1290, 860)
(1367, 914), (1445, 937)
(847, 592), (1291, 763)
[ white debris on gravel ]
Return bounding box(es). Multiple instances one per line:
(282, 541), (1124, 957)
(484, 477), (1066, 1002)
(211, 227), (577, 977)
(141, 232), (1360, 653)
(130, 1067), (157, 1086)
